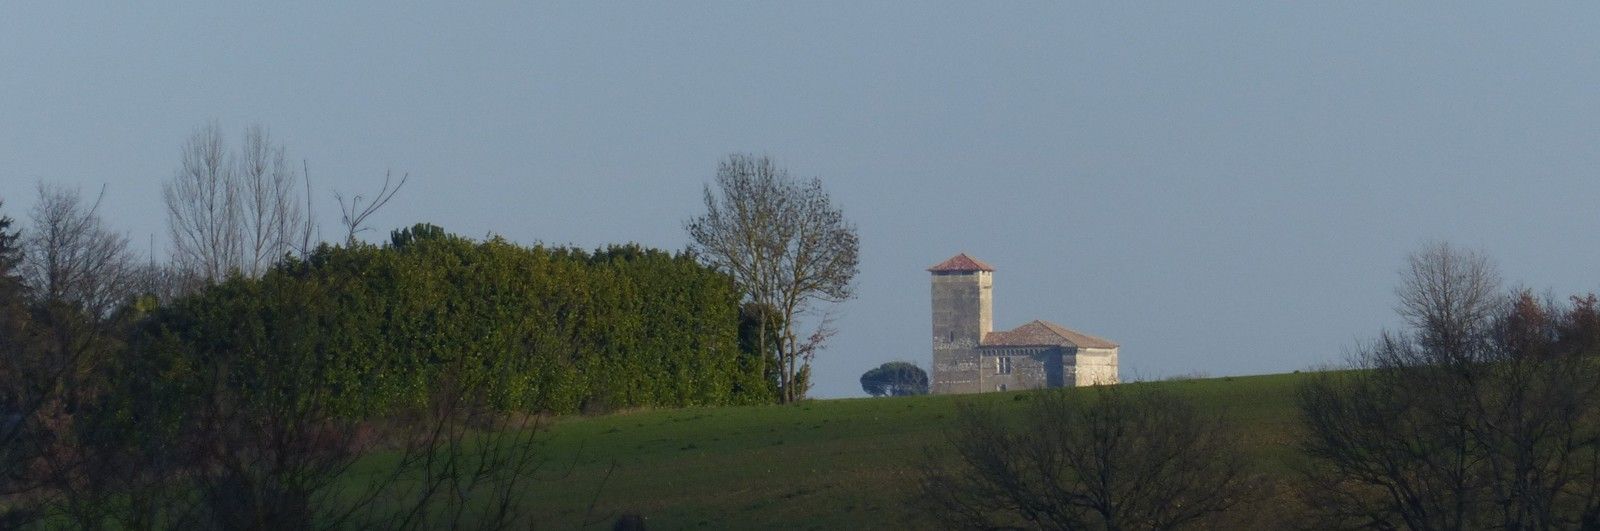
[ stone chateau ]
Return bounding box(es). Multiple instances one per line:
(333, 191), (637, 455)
(929, 253), (1119, 394)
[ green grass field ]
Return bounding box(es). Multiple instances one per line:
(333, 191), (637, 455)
(512, 372), (1311, 529)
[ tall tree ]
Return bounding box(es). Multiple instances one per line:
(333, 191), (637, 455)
(164, 122), (236, 280)
(236, 124), (309, 274)
(4, 186), (136, 525)
(687, 154), (859, 403)
(0, 198), (34, 510)
(0, 199), (22, 326)
(0, 197), (25, 379)
(165, 122), (310, 282)
(1395, 241), (1502, 360)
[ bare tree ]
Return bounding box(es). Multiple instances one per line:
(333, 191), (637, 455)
(236, 124), (307, 275)
(1297, 244), (1600, 529)
(686, 154), (859, 403)
(22, 184), (135, 317)
(164, 123), (309, 282)
(165, 122), (237, 281)
(1396, 241), (1503, 360)
(920, 385), (1254, 530)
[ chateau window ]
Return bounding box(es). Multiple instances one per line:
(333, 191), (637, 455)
(996, 356), (1012, 375)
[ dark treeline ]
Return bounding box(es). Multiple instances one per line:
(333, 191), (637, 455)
(0, 133), (853, 527)
(0, 206), (777, 527)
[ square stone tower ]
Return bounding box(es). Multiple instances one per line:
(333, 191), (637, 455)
(929, 253), (994, 394)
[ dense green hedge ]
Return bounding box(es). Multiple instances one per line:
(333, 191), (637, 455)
(131, 225), (772, 418)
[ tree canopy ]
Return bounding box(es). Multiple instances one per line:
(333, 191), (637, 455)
(859, 361), (928, 397)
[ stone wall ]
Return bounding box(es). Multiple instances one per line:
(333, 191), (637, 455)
(1068, 347), (1119, 386)
(931, 270), (992, 394)
(979, 347), (1057, 392)
(930, 271), (991, 344)
(932, 345), (981, 394)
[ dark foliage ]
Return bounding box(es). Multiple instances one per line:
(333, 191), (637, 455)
(0, 190), (145, 527)
(0, 199), (32, 504)
(736, 302), (784, 402)
(9, 224), (756, 528)
(132, 226), (766, 419)
(860, 361), (928, 397)
(1298, 243), (1600, 529)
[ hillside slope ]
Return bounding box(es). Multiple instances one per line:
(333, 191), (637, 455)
(518, 372), (1308, 529)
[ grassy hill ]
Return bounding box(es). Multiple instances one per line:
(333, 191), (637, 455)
(512, 372), (1311, 529)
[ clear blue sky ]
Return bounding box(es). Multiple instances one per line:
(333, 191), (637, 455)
(4, 3), (1598, 397)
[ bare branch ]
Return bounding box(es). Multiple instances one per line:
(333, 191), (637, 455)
(336, 171), (409, 245)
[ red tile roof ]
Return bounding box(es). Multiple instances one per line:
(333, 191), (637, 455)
(927, 253), (996, 273)
(984, 320), (1119, 349)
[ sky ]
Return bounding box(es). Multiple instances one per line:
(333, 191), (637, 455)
(4, 3), (1599, 398)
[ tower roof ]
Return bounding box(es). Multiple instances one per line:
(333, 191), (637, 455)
(927, 253), (995, 273)
(984, 320), (1119, 349)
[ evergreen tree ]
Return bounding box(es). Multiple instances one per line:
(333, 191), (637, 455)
(860, 361), (929, 397)
(0, 198), (27, 404)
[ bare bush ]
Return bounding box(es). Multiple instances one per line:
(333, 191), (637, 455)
(356, 379), (547, 530)
(1298, 243), (1600, 529)
(920, 385), (1253, 529)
